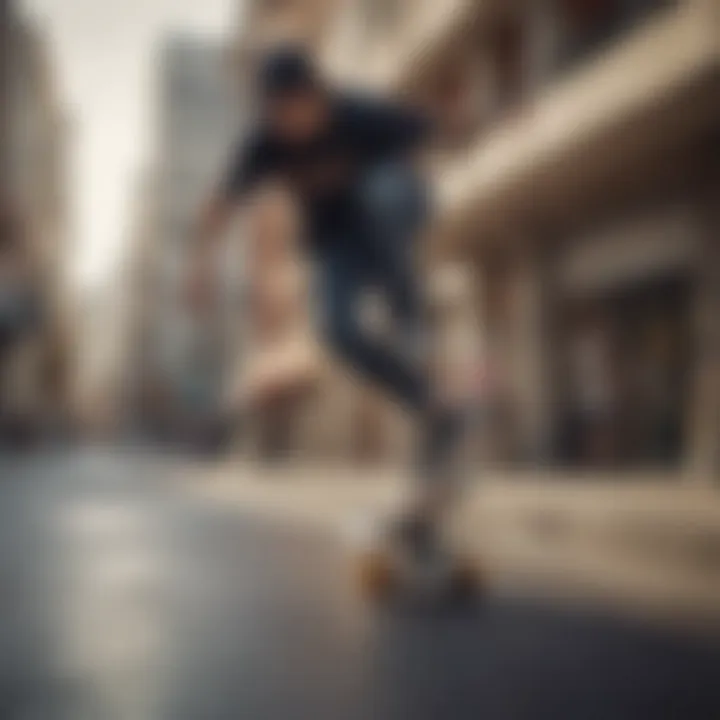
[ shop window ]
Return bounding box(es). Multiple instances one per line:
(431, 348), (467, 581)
(558, 277), (689, 468)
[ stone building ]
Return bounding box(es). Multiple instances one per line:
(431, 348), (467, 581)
(1, 7), (73, 437)
(232, 0), (720, 478)
(320, 0), (720, 480)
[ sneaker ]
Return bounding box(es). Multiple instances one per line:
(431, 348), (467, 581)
(388, 512), (437, 563)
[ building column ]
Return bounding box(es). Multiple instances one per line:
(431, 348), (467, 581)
(434, 258), (486, 464)
(688, 186), (720, 484)
(508, 243), (559, 465)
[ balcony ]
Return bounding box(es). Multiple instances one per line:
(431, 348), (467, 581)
(434, 2), (720, 246)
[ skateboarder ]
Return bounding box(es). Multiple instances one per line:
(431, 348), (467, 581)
(189, 45), (462, 521)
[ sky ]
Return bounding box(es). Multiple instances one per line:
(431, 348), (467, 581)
(23, 0), (238, 291)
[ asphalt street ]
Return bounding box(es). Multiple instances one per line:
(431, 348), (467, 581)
(1, 449), (719, 720)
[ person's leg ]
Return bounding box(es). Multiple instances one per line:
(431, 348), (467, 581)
(358, 163), (464, 482)
(357, 162), (428, 340)
(317, 245), (429, 413)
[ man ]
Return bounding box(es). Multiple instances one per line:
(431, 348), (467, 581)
(190, 46), (461, 518)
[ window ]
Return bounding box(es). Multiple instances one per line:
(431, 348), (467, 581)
(421, 13), (530, 149)
(486, 13), (527, 115)
(554, 0), (676, 71)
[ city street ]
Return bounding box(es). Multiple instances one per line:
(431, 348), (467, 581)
(1, 449), (720, 720)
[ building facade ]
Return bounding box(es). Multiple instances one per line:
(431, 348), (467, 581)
(320, 0), (720, 478)
(129, 34), (243, 445)
(230, 0), (720, 477)
(1, 7), (73, 439)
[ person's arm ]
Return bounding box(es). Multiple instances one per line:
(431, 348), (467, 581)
(188, 136), (266, 307)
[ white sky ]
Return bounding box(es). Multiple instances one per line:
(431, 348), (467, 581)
(23, 0), (238, 291)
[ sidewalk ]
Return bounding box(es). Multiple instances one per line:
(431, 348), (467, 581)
(186, 462), (720, 628)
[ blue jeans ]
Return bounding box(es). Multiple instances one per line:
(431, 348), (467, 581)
(314, 163), (430, 412)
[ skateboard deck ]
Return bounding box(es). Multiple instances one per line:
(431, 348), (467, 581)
(346, 510), (483, 607)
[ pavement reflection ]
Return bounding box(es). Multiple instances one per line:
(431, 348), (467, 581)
(1, 450), (719, 720)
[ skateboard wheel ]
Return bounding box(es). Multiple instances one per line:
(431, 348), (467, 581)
(448, 558), (483, 599)
(355, 551), (398, 600)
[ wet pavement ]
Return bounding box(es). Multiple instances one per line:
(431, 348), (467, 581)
(1, 449), (719, 720)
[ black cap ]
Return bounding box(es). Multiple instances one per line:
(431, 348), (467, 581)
(257, 45), (319, 99)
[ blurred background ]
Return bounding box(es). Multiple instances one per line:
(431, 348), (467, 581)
(1, 0), (720, 717)
(2, 0), (718, 468)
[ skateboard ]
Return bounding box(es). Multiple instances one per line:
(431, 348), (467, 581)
(348, 506), (483, 607)
(351, 308), (485, 605)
